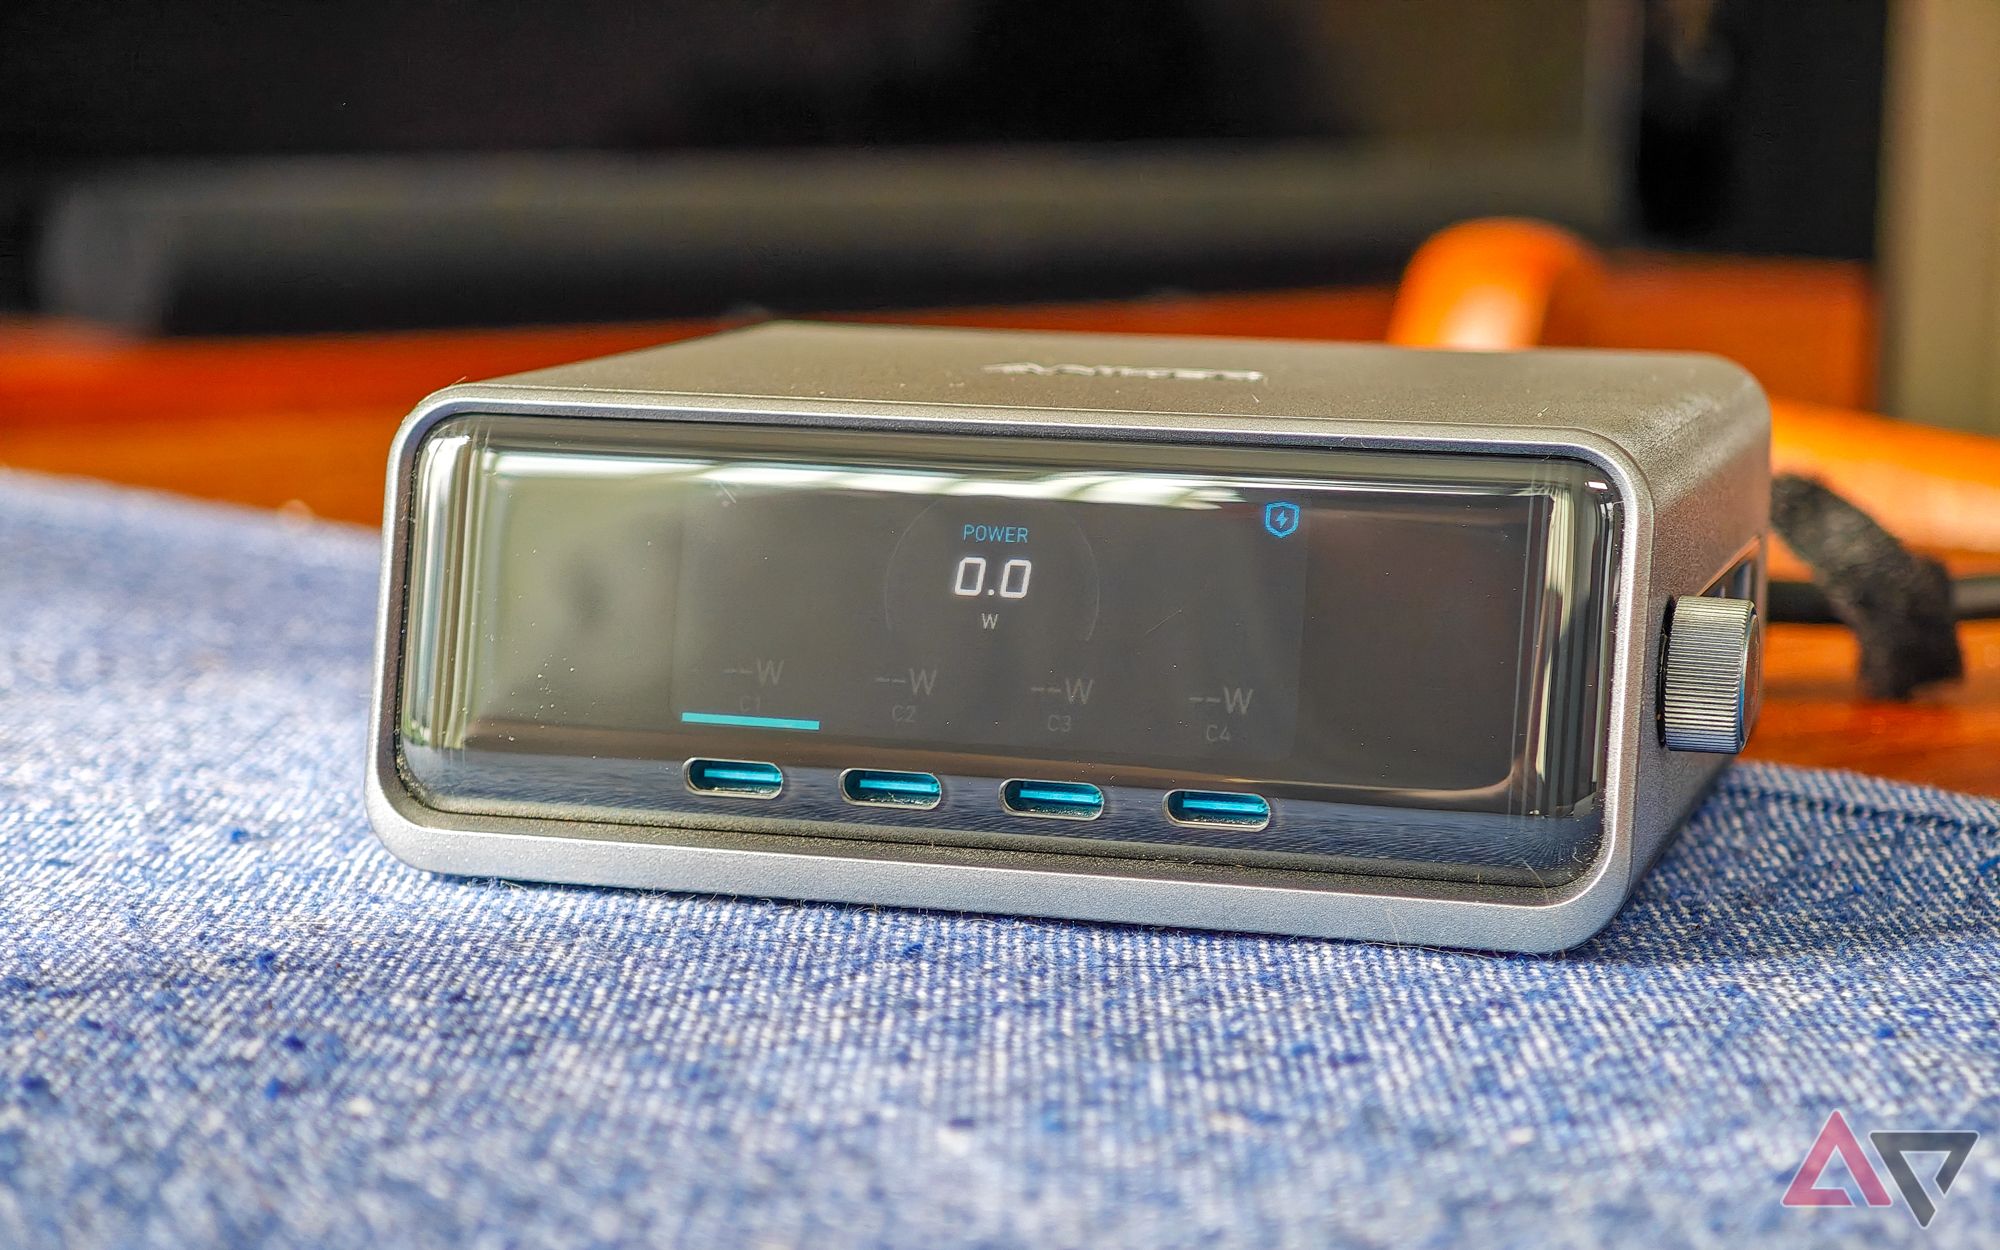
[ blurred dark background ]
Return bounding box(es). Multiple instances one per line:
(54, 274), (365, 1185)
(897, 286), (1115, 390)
(0, 0), (1884, 335)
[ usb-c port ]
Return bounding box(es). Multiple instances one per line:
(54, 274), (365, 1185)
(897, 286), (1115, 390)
(1000, 779), (1104, 821)
(684, 758), (784, 799)
(1165, 789), (1270, 830)
(841, 769), (942, 809)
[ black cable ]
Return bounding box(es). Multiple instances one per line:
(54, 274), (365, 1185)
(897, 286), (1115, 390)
(1768, 573), (2000, 624)
(1766, 475), (1964, 698)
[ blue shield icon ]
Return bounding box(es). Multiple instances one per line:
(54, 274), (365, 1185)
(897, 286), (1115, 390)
(1263, 501), (1301, 538)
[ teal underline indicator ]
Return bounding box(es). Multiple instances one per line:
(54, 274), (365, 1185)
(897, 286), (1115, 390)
(680, 711), (822, 732)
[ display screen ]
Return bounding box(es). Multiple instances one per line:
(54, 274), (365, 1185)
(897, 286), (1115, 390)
(397, 416), (1621, 883)
(667, 446), (1311, 765)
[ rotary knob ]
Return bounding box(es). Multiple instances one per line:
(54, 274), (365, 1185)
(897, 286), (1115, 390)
(1660, 596), (1760, 753)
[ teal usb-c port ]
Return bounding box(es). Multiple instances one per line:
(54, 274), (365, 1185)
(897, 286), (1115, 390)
(684, 758), (784, 799)
(841, 769), (942, 809)
(1000, 779), (1104, 821)
(1165, 789), (1271, 830)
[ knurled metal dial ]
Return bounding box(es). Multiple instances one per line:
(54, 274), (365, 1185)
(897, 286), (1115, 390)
(1660, 596), (1760, 753)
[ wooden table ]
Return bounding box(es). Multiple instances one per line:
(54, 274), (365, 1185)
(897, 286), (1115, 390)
(4, 266), (1998, 796)
(1759, 617), (2000, 794)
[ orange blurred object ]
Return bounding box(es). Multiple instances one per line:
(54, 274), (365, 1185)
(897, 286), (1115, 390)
(1387, 218), (2000, 560)
(1385, 218), (1607, 351)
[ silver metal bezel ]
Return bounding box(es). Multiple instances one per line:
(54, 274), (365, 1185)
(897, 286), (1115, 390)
(366, 382), (1658, 952)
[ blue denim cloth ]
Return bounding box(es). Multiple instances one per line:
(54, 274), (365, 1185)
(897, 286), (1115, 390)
(0, 471), (1995, 1250)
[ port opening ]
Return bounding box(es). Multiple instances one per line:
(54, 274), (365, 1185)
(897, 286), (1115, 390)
(1164, 789), (1271, 831)
(840, 769), (943, 809)
(684, 758), (784, 799)
(999, 779), (1104, 822)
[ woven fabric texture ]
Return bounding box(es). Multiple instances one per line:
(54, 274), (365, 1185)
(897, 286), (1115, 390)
(0, 472), (1995, 1250)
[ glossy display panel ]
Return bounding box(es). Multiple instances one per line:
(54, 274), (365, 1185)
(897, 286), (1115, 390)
(397, 415), (1622, 884)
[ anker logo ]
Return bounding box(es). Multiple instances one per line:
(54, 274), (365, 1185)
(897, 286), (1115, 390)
(983, 361), (1266, 383)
